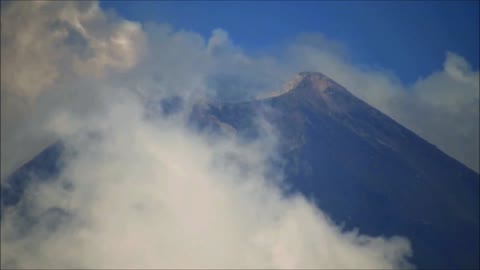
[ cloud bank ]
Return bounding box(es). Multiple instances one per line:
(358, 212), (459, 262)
(1, 0), (476, 268)
(1, 89), (412, 269)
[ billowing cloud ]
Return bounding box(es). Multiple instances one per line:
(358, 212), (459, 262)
(207, 28), (232, 55)
(1, 90), (412, 269)
(0, 1), (146, 180)
(0, 1), (145, 99)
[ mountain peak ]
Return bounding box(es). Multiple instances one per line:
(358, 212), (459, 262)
(256, 71), (343, 100)
(296, 71), (343, 93)
(274, 71), (358, 115)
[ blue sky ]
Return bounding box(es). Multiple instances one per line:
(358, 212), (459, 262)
(100, 1), (479, 84)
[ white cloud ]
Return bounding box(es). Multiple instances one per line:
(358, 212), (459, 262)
(207, 28), (232, 55)
(1, 1), (145, 180)
(1, 89), (412, 269)
(443, 51), (480, 88)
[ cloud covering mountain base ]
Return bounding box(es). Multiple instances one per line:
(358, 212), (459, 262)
(1, 90), (413, 269)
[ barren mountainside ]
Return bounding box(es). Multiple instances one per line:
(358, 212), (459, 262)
(195, 72), (480, 269)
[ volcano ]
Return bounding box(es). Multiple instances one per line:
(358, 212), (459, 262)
(2, 72), (479, 269)
(193, 72), (480, 269)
